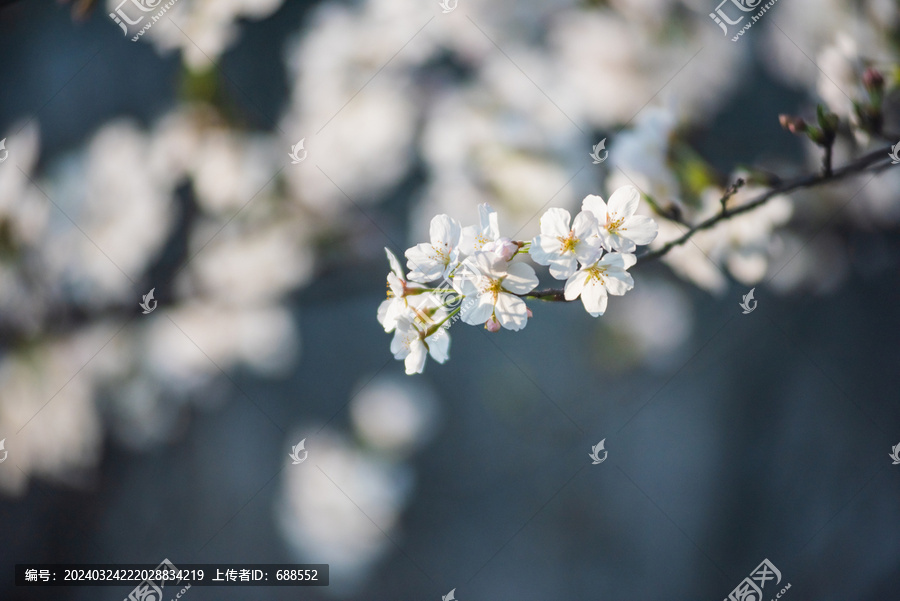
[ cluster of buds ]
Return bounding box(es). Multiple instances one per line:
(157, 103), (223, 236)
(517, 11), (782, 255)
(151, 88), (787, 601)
(781, 67), (893, 143)
(377, 186), (659, 374)
(779, 104), (840, 148)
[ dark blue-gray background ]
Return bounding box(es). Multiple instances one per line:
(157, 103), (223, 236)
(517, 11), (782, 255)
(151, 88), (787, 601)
(1, 1), (899, 599)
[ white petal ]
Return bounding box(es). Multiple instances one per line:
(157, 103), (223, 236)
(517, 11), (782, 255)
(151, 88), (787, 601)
(460, 293), (494, 325)
(404, 340), (428, 374)
(564, 270), (589, 301)
(454, 274), (479, 297)
(430, 214), (461, 247)
(471, 250), (506, 279)
(600, 252), (633, 270)
(479, 204), (500, 240)
(604, 269), (634, 296)
(607, 185), (641, 219)
(379, 298), (408, 332)
(390, 323), (414, 358)
(581, 280), (608, 317)
(575, 239), (602, 265)
(377, 299), (392, 329)
(539, 232), (564, 255)
(503, 262), (539, 294)
(572, 211), (598, 238)
(459, 224), (477, 255)
(387, 272), (405, 297)
(459, 206), (499, 254)
(581, 194), (608, 220)
(621, 215), (658, 246)
(548, 254), (578, 280)
(600, 230), (635, 253)
(597, 229), (615, 252)
(405, 244), (443, 282)
(529, 235), (553, 266)
(385, 247), (404, 278)
(426, 328), (451, 363)
(540, 207), (571, 238)
(494, 293), (529, 331)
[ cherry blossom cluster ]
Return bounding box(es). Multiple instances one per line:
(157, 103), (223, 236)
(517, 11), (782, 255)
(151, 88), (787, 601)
(377, 185), (659, 374)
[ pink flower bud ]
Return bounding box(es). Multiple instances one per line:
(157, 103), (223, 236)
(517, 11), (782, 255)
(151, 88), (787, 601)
(484, 237), (519, 261)
(863, 67), (884, 93)
(778, 114), (806, 135)
(526, 308), (533, 319)
(484, 315), (501, 332)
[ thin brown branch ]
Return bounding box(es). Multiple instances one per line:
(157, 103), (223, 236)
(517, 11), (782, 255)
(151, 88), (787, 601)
(636, 143), (893, 262)
(516, 144), (896, 301)
(822, 142), (833, 177)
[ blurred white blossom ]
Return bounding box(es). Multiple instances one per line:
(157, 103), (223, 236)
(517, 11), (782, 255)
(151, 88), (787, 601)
(109, 0), (286, 69)
(277, 428), (414, 595)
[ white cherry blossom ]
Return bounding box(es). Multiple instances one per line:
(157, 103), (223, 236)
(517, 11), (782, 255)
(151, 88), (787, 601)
(459, 204), (500, 255)
(390, 315), (450, 375)
(456, 251), (538, 331)
(405, 214), (461, 282)
(529, 208), (601, 280)
(564, 252), (637, 317)
(377, 248), (428, 333)
(381, 190), (658, 373)
(582, 186), (658, 253)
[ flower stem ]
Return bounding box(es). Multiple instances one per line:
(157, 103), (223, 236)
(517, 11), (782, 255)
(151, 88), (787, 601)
(424, 306), (461, 336)
(518, 289), (568, 301)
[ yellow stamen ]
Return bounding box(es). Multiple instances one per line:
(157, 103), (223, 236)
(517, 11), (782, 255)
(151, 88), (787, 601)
(606, 215), (625, 233)
(556, 229), (578, 254)
(586, 265), (608, 285)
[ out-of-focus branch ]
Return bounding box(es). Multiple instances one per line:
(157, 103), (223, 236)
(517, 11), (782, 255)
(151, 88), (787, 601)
(518, 144), (896, 301)
(637, 143), (894, 262)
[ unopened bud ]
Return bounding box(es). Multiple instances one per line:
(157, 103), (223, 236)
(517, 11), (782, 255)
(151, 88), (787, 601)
(806, 127), (827, 146)
(863, 67), (884, 94)
(779, 114), (807, 135)
(484, 237), (520, 261)
(815, 105), (839, 141)
(484, 315), (501, 332)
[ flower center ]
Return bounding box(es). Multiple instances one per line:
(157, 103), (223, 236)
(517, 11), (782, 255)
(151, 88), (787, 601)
(557, 230), (578, 254)
(428, 243), (452, 266)
(474, 233), (490, 250)
(402, 330), (417, 351)
(606, 215), (625, 233)
(479, 276), (504, 301)
(586, 265), (608, 285)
